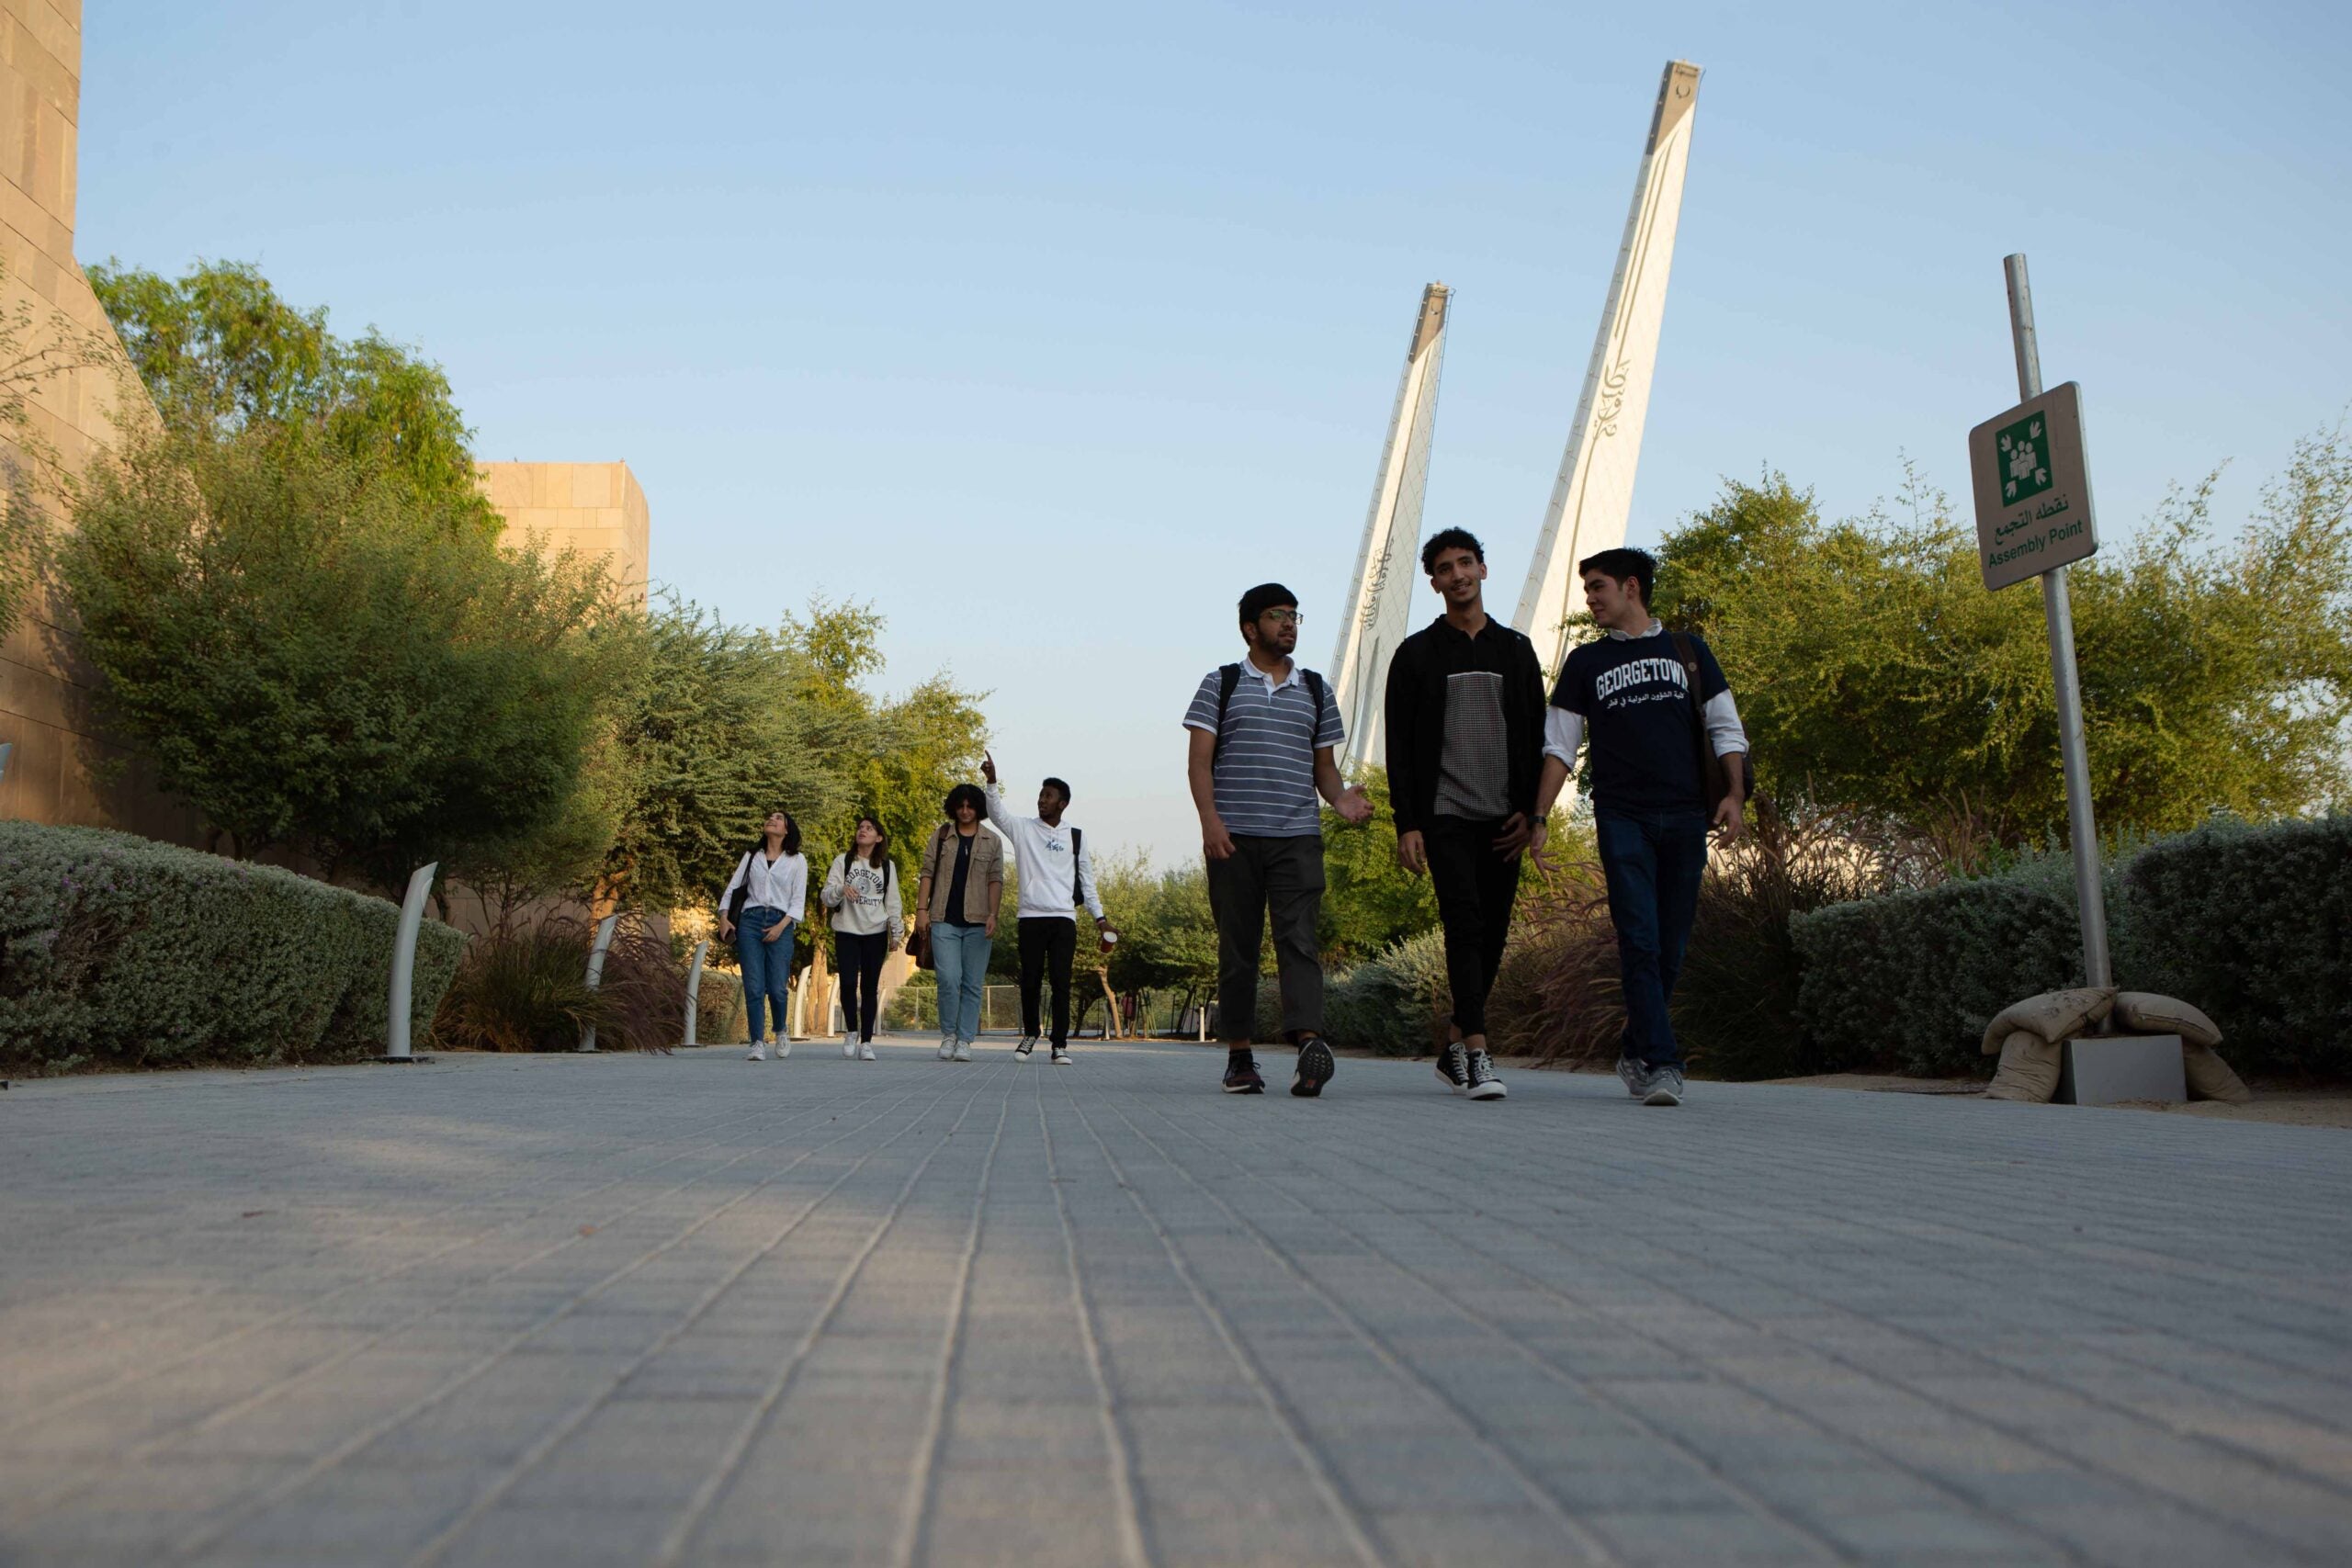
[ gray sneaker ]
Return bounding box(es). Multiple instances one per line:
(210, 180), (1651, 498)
(1644, 1066), (1685, 1107)
(1614, 1055), (1651, 1098)
(953, 1039), (973, 1063)
(937, 1037), (956, 1061)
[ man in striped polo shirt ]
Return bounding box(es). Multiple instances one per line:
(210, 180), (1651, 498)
(1183, 583), (1372, 1097)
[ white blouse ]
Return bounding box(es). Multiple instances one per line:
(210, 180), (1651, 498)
(718, 849), (807, 922)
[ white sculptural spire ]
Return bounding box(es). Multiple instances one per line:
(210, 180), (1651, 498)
(1514, 61), (1702, 675)
(1332, 281), (1450, 770)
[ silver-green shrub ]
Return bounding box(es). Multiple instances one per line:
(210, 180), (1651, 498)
(1789, 856), (2089, 1077)
(2117, 814), (2350, 1077)
(1322, 928), (1450, 1056)
(0, 821), (463, 1073)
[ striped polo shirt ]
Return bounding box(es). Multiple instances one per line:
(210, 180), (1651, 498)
(1182, 661), (1345, 838)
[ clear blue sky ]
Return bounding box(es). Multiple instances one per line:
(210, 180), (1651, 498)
(80, 1), (2352, 867)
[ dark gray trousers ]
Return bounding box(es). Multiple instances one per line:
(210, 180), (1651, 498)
(1206, 834), (1324, 1043)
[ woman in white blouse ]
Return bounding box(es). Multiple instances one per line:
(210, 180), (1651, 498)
(820, 815), (905, 1061)
(718, 809), (807, 1061)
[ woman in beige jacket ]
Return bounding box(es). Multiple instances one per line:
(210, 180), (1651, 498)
(914, 784), (1004, 1061)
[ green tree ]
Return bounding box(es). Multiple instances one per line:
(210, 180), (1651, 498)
(1106, 864), (1220, 1005)
(776, 596), (989, 892)
(597, 597), (842, 914)
(1318, 766), (1438, 962)
(58, 426), (622, 889)
(88, 259), (495, 528)
(1653, 436), (2352, 844)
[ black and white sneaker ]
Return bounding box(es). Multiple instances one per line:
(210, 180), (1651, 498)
(1014, 1035), (1038, 1058)
(1050, 1048), (1071, 1066)
(1614, 1055), (1652, 1099)
(1222, 1051), (1264, 1094)
(1464, 1048), (1507, 1101)
(1291, 1034), (1336, 1098)
(1436, 1043), (1469, 1095)
(1644, 1066), (1685, 1107)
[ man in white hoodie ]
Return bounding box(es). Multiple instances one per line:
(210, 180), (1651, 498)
(981, 751), (1111, 1065)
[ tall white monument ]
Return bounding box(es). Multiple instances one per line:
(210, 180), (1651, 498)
(1514, 61), (1702, 675)
(1332, 281), (1451, 769)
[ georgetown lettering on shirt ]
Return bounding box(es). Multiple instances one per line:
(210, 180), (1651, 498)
(1593, 654), (1698, 705)
(1553, 631), (1732, 812)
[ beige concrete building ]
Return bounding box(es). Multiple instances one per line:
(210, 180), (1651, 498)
(0, 0), (189, 834)
(0, 14), (650, 835)
(477, 461), (651, 606)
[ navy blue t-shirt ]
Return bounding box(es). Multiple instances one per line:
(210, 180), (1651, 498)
(1552, 631), (1727, 812)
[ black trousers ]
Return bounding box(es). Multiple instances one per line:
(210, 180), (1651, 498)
(1426, 816), (1523, 1039)
(1204, 834), (1324, 1043)
(1017, 917), (1078, 1047)
(833, 930), (888, 1041)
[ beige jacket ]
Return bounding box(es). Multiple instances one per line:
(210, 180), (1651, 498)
(918, 824), (1004, 924)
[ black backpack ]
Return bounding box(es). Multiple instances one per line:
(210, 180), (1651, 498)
(1212, 662), (1329, 761)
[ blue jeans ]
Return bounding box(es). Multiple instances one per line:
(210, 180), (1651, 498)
(1594, 807), (1710, 1069)
(931, 922), (991, 1044)
(737, 908), (795, 1043)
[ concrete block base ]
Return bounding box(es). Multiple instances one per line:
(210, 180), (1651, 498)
(2060, 1034), (2186, 1106)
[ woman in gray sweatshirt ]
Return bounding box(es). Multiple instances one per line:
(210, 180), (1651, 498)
(820, 815), (905, 1059)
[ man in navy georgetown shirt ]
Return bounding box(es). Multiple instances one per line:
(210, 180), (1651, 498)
(1530, 547), (1749, 1107)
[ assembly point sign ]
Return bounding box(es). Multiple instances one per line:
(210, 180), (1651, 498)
(1968, 381), (2098, 591)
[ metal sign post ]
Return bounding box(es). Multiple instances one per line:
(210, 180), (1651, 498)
(1986, 254), (2110, 989)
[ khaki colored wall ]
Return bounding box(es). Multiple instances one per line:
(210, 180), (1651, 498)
(0, 0), (192, 836)
(478, 461), (651, 606)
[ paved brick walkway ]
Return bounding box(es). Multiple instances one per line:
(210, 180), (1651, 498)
(4, 1041), (2351, 1566)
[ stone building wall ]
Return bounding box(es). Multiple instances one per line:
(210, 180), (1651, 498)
(0, 0), (192, 834)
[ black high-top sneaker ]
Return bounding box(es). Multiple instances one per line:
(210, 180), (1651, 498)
(1436, 1042), (1469, 1094)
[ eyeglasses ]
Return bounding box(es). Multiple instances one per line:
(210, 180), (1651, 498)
(1261, 610), (1303, 626)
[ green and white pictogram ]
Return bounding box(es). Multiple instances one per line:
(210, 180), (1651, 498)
(1996, 412), (2052, 503)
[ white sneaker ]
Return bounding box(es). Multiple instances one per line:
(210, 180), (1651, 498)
(954, 1039), (973, 1063)
(859, 1043), (876, 1061)
(747, 1043), (766, 1062)
(938, 1038), (955, 1060)
(777, 1039), (792, 1059)
(842, 1030), (855, 1058)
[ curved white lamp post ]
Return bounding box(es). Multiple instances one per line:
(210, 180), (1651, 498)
(385, 862), (438, 1062)
(577, 912), (620, 1052)
(683, 939), (709, 1049)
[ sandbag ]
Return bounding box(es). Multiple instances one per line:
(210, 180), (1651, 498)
(2183, 1044), (2253, 1104)
(1979, 987), (2115, 1056)
(2113, 991), (2223, 1049)
(1984, 1031), (2063, 1102)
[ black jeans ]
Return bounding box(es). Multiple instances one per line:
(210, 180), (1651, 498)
(1017, 916), (1078, 1047)
(1205, 834), (1324, 1043)
(833, 929), (888, 1042)
(1425, 816), (1523, 1039)
(1594, 807), (1710, 1068)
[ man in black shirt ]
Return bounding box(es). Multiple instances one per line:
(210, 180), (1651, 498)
(1384, 528), (1548, 1103)
(1532, 547), (1747, 1107)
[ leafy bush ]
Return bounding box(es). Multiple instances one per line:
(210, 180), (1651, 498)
(2117, 814), (2351, 1077)
(1790, 857), (2086, 1077)
(434, 913), (687, 1054)
(1324, 929), (1450, 1056)
(1676, 803), (1913, 1078)
(0, 821), (462, 1074)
